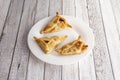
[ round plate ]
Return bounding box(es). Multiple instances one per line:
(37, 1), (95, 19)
(27, 15), (94, 65)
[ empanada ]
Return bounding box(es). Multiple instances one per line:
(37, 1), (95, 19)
(56, 36), (88, 55)
(40, 12), (72, 34)
(34, 35), (67, 54)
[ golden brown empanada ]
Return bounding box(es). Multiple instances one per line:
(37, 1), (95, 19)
(56, 36), (88, 55)
(34, 35), (67, 54)
(40, 12), (72, 34)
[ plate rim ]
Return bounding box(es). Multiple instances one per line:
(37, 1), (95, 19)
(27, 15), (95, 65)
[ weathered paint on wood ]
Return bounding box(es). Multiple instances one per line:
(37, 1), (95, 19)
(44, 0), (62, 80)
(62, 0), (79, 80)
(0, 0), (25, 80)
(99, 0), (120, 79)
(8, 0), (37, 80)
(0, 0), (119, 80)
(27, 0), (49, 80)
(86, 0), (115, 79)
(75, 0), (96, 80)
(0, 0), (11, 36)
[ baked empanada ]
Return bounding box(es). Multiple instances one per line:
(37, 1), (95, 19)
(34, 35), (67, 54)
(56, 36), (88, 55)
(40, 12), (72, 34)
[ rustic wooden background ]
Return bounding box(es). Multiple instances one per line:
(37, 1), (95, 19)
(0, 0), (120, 80)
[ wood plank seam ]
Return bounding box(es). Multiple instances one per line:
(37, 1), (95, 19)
(85, 0), (115, 79)
(33, 0), (38, 24)
(26, 0), (50, 79)
(98, 0), (119, 79)
(25, 51), (30, 80)
(0, 0), (12, 42)
(62, 0), (79, 80)
(61, 0), (63, 14)
(76, 0), (96, 79)
(101, 0), (120, 79)
(61, 65), (62, 80)
(6, 0), (26, 79)
(98, 0), (115, 79)
(62, 0), (63, 15)
(43, 4), (49, 80)
(99, 14), (116, 79)
(25, 0), (39, 79)
(74, 0), (80, 80)
(43, 0), (50, 80)
(74, 0), (76, 17)
(91, 52), (97, 80)
(89, 54), (96, 80)
(61, 66), (63, 80)
(43, 63), (46, 80)
(48, 0), (50, 16)
(74, 0), (80, 79)
(78, 63), (80, 80)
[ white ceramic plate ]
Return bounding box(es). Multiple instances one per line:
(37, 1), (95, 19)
(28, 15), (94, 65)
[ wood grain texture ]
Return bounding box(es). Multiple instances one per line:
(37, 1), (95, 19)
(0, 0), (11, 37)
(62, 64), (79, 80)
(62, 0), (79, 80)
(109, 0), (120, 79)
(78, 53), (96, 80)
(26, 0), (49, 80)
(0, 0), (119, 80)
(7, 0), (37, 80)
(109, 0), (120, 37)
(44, 0), (62, 80)
(44, 64), (61, 80)
(75, 0), (96, 80)
(34, 0), (49, 23)
(63, 0), (75, 16)
(0, 0), (25, 80)
(49, 0), (63, 15)
(27, 54), (44, 80)
(86, 0), (114, 80)
(99, 0), (120, 79)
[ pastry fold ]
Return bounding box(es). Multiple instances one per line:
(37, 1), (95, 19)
(40, 12), (72, 34)
(56, 36), (88, 55)
(34, 35), (67, 54)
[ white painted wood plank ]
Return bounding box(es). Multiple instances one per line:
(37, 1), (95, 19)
(109, 0), (120, 37)
(99, 0), (120, 79)
(34, 0), (49, 23)
(44, 64), (61, 80)
(7, 0), (37, 80)
(49, 0), (63, 16)
(0, 0), (25, 80)
(62, 64), (79, 80)
(44, 0), (62, 80)
(75, 0), (96, 80)
(75, 0), (89, 23)
(0, 0), (11, 36)
(62, 0), (79, 80)
(26, 0), (49, 80)
(79, 53), (96, 80)
(86, 0), (115, 79)
(27, 54), (44, 80)
(63, 0), (75, 16)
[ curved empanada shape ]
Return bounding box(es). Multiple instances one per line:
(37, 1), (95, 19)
(40, 12), (72, 34)
(56, 36), (88, 55)
(34, 35), (67, 54)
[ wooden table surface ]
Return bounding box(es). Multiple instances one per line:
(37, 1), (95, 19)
(0, 0), (120, 80)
